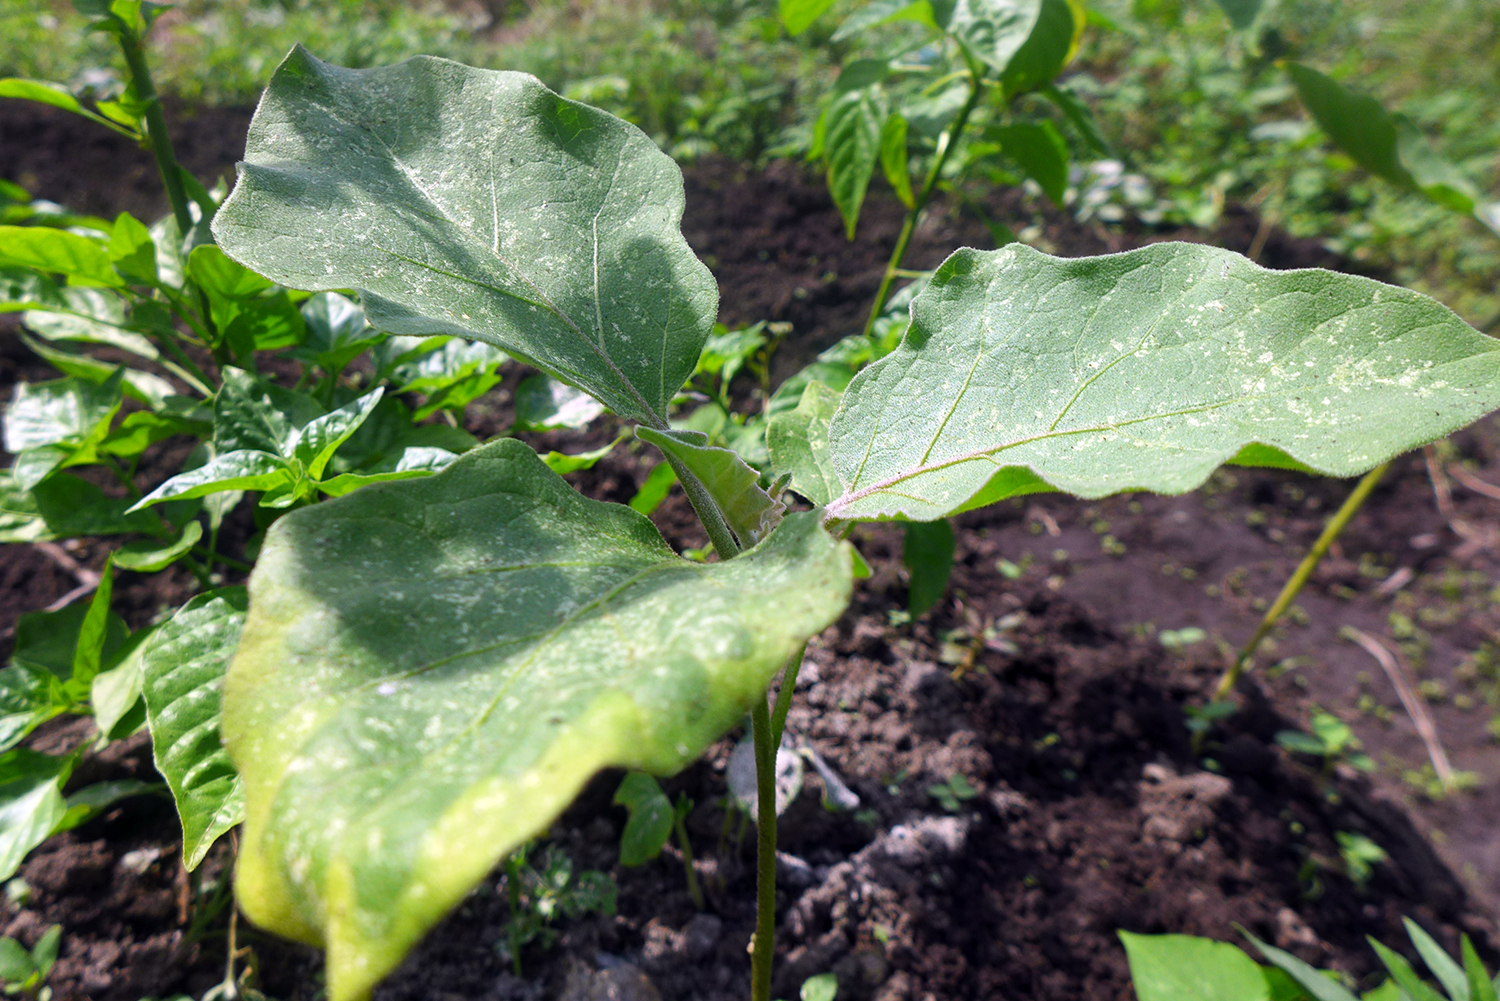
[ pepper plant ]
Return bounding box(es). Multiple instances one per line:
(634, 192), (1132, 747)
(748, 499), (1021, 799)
(201, 44), (1500, 1001)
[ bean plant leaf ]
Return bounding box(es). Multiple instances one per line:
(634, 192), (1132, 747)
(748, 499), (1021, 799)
(636, 427), (784, 547)
(614, 772), (674, 866)
(824, 242), (1500, 522)
(222, 438), (852, 1001)
(1119, 932), (1270, 1001)
(140, 588), (248, 871)
(767, 381), (844, 508)
(824, 87), (887, 240)
(213, 47), (717, 428)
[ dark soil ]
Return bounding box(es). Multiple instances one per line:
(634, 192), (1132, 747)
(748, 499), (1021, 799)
(1, 99), (1497, 1001)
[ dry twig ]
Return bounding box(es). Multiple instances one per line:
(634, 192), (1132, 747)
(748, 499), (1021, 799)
(1342, 626), (1457, 792)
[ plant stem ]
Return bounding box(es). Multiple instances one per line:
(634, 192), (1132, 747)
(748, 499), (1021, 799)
(749, 696), (777, 1001)
(111, 20), (192, 237)
(663, 453), (742, 559)
(1206, 461), (1391, 709)
(769, 642), (807, 748)
(860, 65), (985, 340)
(673, 806), (705, 911)
(192, 545), (252, 574)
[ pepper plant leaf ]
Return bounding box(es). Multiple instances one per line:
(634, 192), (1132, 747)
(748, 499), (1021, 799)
(222, 438), (851, 1001)
(140, 588), (248, 871)
(213, 47), (716, 428)
(824, 242), (1500, 522)
(946, 0), (1044, 73)
(0, 225), (121, 288)
(998, 0), (1082, 98)
(824, 86), (887, 240)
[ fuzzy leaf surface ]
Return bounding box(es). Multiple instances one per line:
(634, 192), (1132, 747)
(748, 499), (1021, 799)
(222, 438), (851, 1001)
(213, 47), (716, 427)
(825, 242), (1500, 522)
(767, 381), (844, 507)
(636, 427), (784, 546)
(140, 588), (248, 871)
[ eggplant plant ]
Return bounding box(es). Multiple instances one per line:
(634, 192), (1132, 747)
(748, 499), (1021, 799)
(202, 45), (1500, 1001)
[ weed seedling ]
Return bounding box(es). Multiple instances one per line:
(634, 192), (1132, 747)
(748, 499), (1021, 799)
(927, 774), (979, 813)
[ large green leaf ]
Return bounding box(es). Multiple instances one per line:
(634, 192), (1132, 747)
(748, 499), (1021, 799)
(1119, 932), (1270, 1001)
(140, 588), (248, 871)
(213, 47), (716, 428)
(824, 242), (1500, 522)
(222, 438), (851, 1001)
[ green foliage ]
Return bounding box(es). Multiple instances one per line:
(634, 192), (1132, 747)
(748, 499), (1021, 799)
(1119, 931), (1272, 1001)
(8, 15), (1500, 1000)
(139, 589), (247, 870)
(497, 843), (616, 973)
(212, 46), (716, 429)
(926, 773), (978, 812)
(902, 518), (956, 616)
(221, 440), (852, 998)
(0, 923), (60, 1001)
(1241, 920), (1500, 1001)
(818, 242), (1500, 522)
(1275, 711), (1375, 773)
(613, 772), (675, 866)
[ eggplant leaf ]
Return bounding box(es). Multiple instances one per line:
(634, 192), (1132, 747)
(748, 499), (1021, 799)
(222, 438), (851, 1001)
(213, 48), (716, 428)
(825, 242), (1500, 522)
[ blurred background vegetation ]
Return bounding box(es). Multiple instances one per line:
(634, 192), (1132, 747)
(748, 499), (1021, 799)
(1, 0), (1496, 325)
